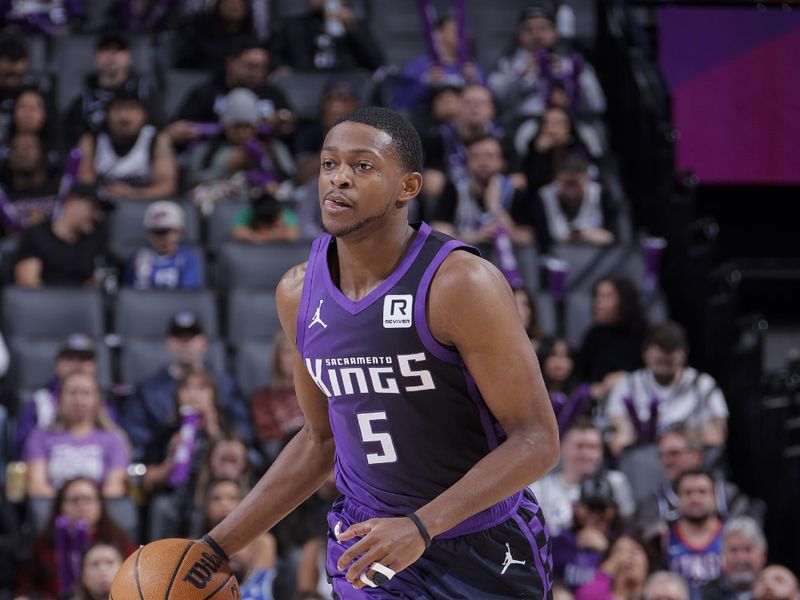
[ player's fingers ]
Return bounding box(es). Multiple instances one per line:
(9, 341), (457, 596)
(337, 518), (376, 542)
(346, 547), (389, 585)
(336, 532), (375, 571)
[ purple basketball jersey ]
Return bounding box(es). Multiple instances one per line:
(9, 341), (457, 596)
(297, 222), (522, 536)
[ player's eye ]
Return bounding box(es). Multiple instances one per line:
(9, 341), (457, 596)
(355, 161), (372, 171)
(321, 159), (336, 170)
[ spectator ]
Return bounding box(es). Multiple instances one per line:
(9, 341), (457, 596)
(0, 0), (83, 33)
(532, 153), (616, 252)
(514, 286), (544, 346)
(269, 0), (384, 72)
(8, 86), (61, 152)
(185, 88), (292, 192)
(488, 6), (605, 121)
(122, 201), (202, 289)
(62, 542), (125, 600)
(192, 431), (254, 517)
(635, 430), (765, 541)
(523, 105), (590, 190)
(605, 322), (729, 456)
(176, 0), (257, 69)
(142, 370), (226, 539)
(231, 186), (300, 244)
(645, 572), (690, 600)
(15, 334), (98, 458)
(753, 566), (799, 600)
(531, 418), (635, 536)
(0, 35), (52, 144)
(65, 33), (162, 145)
(15, 478), (135, 600)
(24, 372), (129, 500)
(662, 469), (724, 588)
(431, 135), (534, 245)
(575, 535), (649, 600)
(552, 475), (622, 591)
(77, 92), (178, 200)
(230, 525), (278, 600)
(249, 332), (305, 464)
(13, 183), (109, 287)
(0, 132), (60, 233)
(410, 83), (463, 137)
(695, 517), (767, 600)
(123, 310), (252, 460)
(579, 277), (646, 401)
(171, 37), (294, 143)
(538, 336), (583, 400)
(392, 16), (484, 113)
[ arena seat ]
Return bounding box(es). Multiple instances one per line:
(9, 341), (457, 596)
(215, 242), (311, 290)
(163, 68), (212, 120)
(271, 70), (372, 121)
(207, 199), (249, 254)
(226, 289), (281, 346)
(2, 287), (104, 339)
(235, 338), (275, 397)
(119, 338), (227, 383)
(113, 289), (219, 340)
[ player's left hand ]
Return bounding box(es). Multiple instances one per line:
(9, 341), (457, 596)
(336, 517), (427, 589)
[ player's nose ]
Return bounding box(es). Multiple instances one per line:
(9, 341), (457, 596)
(330, 164), (352, 188)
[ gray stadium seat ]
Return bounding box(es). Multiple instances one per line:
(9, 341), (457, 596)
(565, 290), (593, 346)
(235, 339), (275, 397)
(535, 292), (558, 337)
(366, 0), (429, 67)
(227, 289), (281, 345)
(52, 34), (155, 112)
(271, 71), (372, 121)
(26, 35), (48, 75)
(216, 242), (311, 290)
(163, 69), (212, 120)
(113, 289), (219, 339)
(107, 199), (201, 262)
(208, 200), (249, 254)
(119, 338), (227, 383)
(9, 338), (112, 392)
(2, 287), (104, 339)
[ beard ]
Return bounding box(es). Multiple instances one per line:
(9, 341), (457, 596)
(322, 199), (394, 239)
(683, 512), (712, 525)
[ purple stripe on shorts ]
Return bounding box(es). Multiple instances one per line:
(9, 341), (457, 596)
(513, 511), (551, 597)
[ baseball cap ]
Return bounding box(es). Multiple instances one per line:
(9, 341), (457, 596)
(57, 333), (96, 361)
(96, 32), (129, 52)
(519, 5), (555, 23)
(168, 310), (204, 338)
(221, 88), (259, 127)
(579, 475), (615, 507)
(144, 201), (185, 231)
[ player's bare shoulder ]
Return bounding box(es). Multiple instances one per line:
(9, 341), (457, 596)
(275, 261), (309, 343)
(428, 250), (514, 345)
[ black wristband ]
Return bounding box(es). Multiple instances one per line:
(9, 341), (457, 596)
(405, 513), (432, 549)
(202, 534), (229, 562)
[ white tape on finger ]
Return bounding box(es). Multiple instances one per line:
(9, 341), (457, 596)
(370, 562), (396, 581)
(359, 572), (378, 588)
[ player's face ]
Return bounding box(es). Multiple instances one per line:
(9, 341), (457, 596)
(319, 121), (406, 239)
(754, 566), (799, 600)
(82, 545), (123, 595)
(562, 428), (602, 476)
(62, 479), (102, 526)
(724, 533), (766, 589)
(210, 441), (248, 479)
(676, 475), (716, 521)
(658, 433), (700, 481)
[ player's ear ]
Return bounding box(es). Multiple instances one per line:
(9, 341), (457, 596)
(398, 171), (423, 203)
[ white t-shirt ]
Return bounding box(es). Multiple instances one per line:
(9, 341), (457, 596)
(530, 470), (635, 536)
(605, 367), (729, 433)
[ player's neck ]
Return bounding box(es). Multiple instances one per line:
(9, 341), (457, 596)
(332, 221), (416, 302)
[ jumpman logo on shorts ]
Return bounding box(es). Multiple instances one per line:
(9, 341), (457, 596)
(501, 543), (527, 574)
(308, 299), (328, 329)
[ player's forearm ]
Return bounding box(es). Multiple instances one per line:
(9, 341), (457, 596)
(415, 426), (559, 539)
(208, 424), (335, 557)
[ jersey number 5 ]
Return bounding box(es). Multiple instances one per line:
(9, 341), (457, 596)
(357, 412), (397, 464)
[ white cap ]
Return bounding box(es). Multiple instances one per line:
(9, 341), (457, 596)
(144, 201), (185, 230)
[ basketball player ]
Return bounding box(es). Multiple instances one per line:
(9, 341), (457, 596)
(200, 107), (559, 598)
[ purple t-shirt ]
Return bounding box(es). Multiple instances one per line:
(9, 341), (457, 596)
(24, 427), (129, 489)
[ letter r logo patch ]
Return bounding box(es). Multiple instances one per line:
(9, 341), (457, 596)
(383, 294), (413, 328)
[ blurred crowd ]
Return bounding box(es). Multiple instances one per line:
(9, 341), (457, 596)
(0, 1), (793, 599)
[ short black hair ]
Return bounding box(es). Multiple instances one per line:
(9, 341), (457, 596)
(95, 32), (129, 52)
(226, 36), (264, 60)
(645, 321), (688, 352)
(0, 35), (27, 61)
(555, 152), (590, 175)
(333, 106), (423, 173)
(674, 467), (715, 494)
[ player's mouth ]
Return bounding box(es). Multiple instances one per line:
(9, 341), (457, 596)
(323, 192), (354, 211)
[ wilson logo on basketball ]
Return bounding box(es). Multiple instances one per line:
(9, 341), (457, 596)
(182, 551), (225, 589)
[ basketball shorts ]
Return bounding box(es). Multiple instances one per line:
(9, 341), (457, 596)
(326, 489), (553, 599)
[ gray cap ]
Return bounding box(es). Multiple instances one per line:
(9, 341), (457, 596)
(221, 88), (260, 127)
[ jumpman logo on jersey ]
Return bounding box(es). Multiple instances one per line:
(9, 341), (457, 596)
(501, 543), (527, 574)
(308, 299), (328, 329)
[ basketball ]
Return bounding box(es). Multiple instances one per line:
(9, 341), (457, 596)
(110, 538), (240, 600)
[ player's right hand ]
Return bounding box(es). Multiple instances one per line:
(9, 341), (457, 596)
(336, 516), (427, 589)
